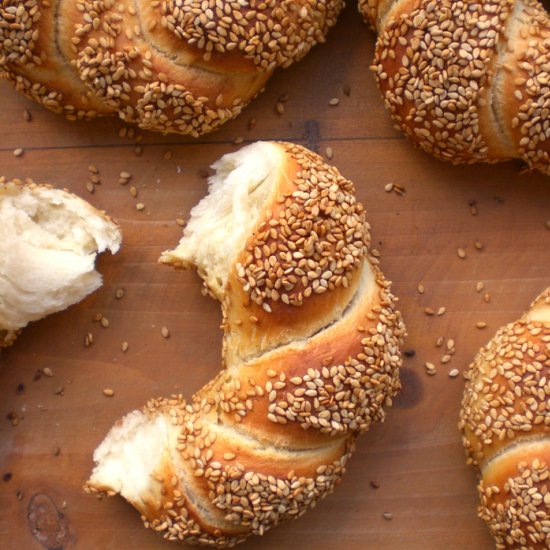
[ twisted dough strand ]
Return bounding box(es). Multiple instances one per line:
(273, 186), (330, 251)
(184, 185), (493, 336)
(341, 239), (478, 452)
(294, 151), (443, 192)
(361, 0), (550, 174)
(0, 0), (343, 134)
(86, 142), (405, 546)
(460, 288), (550, 549)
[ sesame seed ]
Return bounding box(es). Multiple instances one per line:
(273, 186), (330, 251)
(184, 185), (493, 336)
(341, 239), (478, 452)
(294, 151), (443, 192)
(42, 367), (53, 377)
(136, 203), (145, 211)
(103, 388), (114, 397)
(384, 183), (394, 193)
(13, 148), (24, 157)
(115, 288), (125, 299)
(457, 248), (467, 259)
(448, 369), (460, 378)
(121, 342), (129, 353)
(100, 318), (110, 328)
(161, 327), (170, 339)
(328, 97), (340, 106)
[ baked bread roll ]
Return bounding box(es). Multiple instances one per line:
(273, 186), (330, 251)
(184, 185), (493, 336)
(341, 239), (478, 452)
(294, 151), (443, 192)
(85, 142), (405, 546)
(459, 287), (550, 549)
(0, 178), (121, 348)
(360, 0), (550, 175)
(0, 1), (343, 136)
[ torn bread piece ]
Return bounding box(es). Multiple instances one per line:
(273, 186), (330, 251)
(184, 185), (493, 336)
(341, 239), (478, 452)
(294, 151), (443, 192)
(87, 142), (405, 547)
(0, 179), (121, 347)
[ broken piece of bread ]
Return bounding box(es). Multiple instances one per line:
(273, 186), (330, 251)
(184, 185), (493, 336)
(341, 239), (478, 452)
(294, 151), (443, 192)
(86, 142), (405, 546)
(0, 179), (122, 347)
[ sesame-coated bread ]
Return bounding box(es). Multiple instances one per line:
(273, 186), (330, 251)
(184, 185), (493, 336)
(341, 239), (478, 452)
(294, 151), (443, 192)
(0, 0), (343, 135)
(0, 177), (121, 349)
(86, 142), (406, 547)
(459, 287), (550, 549)
(360, 0), (550, 175)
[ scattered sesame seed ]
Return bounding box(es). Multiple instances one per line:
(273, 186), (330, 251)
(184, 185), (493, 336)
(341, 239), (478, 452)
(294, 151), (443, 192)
(130, 186), (138, 198)
(370, 480), (380, 489)
(88, 164), (99, 174)
(121, 342), (129, 353)
(343, 84), (351, 96)
(176, 218), (186, 227)
(325, 147), (333, 160)
(424, 307), (435, 316)
(328, 97), (340, 106)
(457, 248), (467, 259)
(275, 102), (285, 115)
(42, 367), (53, 377)
(86, 182), (95, 194)
(437, 306), (446, 316)
(448, 369), (460, 378)
(85, 333), (93, 347)
(384, 182), (394, 192)
(475, 281), (485, 293)
(474, 240), (484, 251)
(417, 283), (425, 294)
(233, 136), (244, 145)
(115, 288), (125, 299)
(164, 150), (173, 161)
(103, 388), (114, 397)
(23, 110), (31, 122)
(136, 203), (145, 211)
(475, 321), (487, 329)
(100, 318), (110, 328)
(161, 327), (170, 339)
(441, 354), (452, 364)
(383, 512), (393, 520)
(13, 148), (24, 157)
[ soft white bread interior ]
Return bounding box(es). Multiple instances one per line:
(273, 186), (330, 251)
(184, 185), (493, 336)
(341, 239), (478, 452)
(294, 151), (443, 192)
(87, 142), (405, 547)
(160, 142), (288, 300)
(0, 179), (121, 347)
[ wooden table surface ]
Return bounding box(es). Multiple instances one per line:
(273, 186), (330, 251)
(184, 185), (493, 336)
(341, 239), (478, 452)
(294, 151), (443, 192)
(0, 6), (549, 550)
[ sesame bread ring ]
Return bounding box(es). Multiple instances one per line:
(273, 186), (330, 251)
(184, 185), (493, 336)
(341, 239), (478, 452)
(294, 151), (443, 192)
(0, 0), (343, 135)
(459, 287), (550, 549)
(85, 142), (406, 547)
(361, 0), (550, 175)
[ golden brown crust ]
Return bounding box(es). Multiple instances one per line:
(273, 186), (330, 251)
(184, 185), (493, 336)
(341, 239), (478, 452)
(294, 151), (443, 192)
(362, 0), (550, 175)
(87, 143), (405, 547)
(459, 287), (550, 549)
(0, 0), (344, 135)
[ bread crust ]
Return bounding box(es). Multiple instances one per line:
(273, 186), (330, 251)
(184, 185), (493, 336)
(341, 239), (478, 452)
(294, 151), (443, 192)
(0, 0), (344, 134)
(459, 287), (550, 549)
(362, 0), (550, 175)
(86, 142), (405, 547)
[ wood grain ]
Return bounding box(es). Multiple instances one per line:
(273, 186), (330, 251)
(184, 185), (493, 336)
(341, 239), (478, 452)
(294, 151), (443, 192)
(0, 5), (549, 550)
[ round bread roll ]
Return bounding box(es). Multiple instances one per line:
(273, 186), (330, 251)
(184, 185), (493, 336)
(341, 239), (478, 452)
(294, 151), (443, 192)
(0, 1), (343, 135)
(0, 178), (121, 348)
(85, 142), (406, 546)
(360, 0), (550, 175)
(459, 287), (550, 549)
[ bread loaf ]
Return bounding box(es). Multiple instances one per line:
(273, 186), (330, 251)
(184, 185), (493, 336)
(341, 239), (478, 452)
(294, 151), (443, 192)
(0, 178), (121, 348)
(0, 1), (343, 136)
(361, 0), (550, 175)
(85, 142), (405, 546)
(459, 288), (550, 549)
